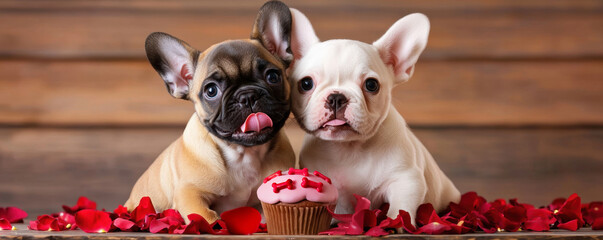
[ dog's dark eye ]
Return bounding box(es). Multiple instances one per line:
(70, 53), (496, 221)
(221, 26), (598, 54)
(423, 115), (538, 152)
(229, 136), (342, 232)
(266, 70), (281, 84)
(299, 77), (314, 92)
(364, 78), (380, 93)
(204, 83), (219, 99)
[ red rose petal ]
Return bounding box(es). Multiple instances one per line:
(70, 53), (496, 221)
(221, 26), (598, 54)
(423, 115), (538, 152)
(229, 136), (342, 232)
(557, 219), (579, 231)
(137, 213), (157, 231)
(415, 221), (452, 234)
(29, 215), (53, 231)
(556, 193), (584, 228)
(256, 223), (267, 233)
(210, 219), (229, 235)
(361, 209), (377, 228)
(365, 224), (389, 237)
(592, 217), (603, 230)
(460, 192), (479, 208)
(487, 199), (507, 213)
(549, 197), (566, 211)
(28, 220), (39, 230)
(500, 206), (527, 232)
(365, 216), (405, 236)
(414, 210), (456, 234)
(449, 203), (468, 219)
(449, 192), (484, 218)
(27, 214), (71, 232)
(113, 205), (128, 216)
(456, 211), (480, 233)
(384, 215), (402, 229)
(130, 197), (156, 222)
(185, 213), (213, 234)
(326, 194), (372, 227)
(50, 218), (68, 231)
(76, 196), (97, 210)
(375, 203), (390, 223)
(49, 219), (61, 231)
(157, 216), (184, 230)
(348, 209), (371, 235)
(353, 194), (371, 212)
(584, 201), (603, 225)
(0, 207), (28, 223)
(416, 203), (435, 227)
(38, 216), (54, 230)
(220, 207), (261, 235)
(524, 208), (555, 231)
(149, 219), (170, 233)
(172, 214), (212, 234)
(327, 207), (352, 223)
(75, 209), (112, 233)
(62, 196), (97, 214)
(159, 209), (184, 223)
(397, 210), (417, 233)
(0, 218), (12, 230)
(113, 218), (136, 231)
(171, 227), (186, 234)
(55, 212), (76, 226)
(383, 217), (401, 229)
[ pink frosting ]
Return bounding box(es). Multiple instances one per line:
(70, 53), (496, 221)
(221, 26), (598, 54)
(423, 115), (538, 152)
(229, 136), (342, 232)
(257, 168), (338, 204)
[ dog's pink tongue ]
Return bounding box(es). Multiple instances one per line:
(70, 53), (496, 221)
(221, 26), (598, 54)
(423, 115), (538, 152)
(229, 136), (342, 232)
(323, 119), (347, 127)
(240, 112), (273, 133)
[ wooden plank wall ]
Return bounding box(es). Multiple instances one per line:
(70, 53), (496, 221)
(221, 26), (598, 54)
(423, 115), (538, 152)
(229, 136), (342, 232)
(0, 0), (602, 217)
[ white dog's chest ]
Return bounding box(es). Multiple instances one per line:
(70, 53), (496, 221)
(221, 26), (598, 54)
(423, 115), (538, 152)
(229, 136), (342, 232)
(300, 132), (418, 212)
(304, 144), (395, 192)
(212, 144), (267, 214)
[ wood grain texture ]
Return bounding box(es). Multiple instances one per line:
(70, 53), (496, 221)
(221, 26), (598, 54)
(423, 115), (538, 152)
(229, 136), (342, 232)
(0, 126), (601, 218)
(1, 224), (602, 239)
(1, 60), (601, 126)
(0, 0), (601, 60)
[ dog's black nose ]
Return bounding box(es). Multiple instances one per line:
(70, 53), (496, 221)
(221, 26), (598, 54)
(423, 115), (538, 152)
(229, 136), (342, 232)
(238, 90), (259, 108)
(327, 93), (348, 112)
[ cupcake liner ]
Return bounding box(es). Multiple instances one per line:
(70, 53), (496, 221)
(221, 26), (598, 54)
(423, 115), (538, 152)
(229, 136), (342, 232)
(262, 201), (335, 235)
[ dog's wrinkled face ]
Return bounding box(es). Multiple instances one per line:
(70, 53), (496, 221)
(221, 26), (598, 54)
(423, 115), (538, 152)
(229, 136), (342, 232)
(288, 9), (430, 141)
(145, 1), (293, 146)
(290, 40), (393, 141)
(191, 40), (290, 145)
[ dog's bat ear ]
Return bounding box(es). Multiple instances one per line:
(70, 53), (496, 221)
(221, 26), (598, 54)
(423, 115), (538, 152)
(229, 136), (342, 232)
(289, 8), (319, 62)
(145, 32), (200, 100)
(373, 13), (430, 84)
(251, 1), (293, 67)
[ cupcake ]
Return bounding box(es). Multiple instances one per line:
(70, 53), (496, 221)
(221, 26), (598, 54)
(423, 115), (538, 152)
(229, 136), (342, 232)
(257, 168), (338, 235)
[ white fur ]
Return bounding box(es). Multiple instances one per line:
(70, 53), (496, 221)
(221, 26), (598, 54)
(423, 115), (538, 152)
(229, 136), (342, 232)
(288, 9), (460, 223)
(211, 141), (266, 214)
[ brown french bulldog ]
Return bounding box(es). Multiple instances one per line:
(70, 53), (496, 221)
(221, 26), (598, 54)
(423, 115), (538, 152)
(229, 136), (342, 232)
(125, 1), (295, 223)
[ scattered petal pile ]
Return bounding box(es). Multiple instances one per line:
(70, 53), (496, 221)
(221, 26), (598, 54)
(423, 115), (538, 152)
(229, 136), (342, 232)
(28, 212), (77, 231)
(320, 194), (406, 236)
(5, 192), (602, 235)
(321, 192), (603, 236)
(0, 207), (27, 230)
(28, 196), (96, 231)
(26, 196), (263, 235)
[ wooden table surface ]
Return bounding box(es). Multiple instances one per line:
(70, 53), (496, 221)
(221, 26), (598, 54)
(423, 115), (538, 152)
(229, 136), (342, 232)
(1, 224), (602, 240)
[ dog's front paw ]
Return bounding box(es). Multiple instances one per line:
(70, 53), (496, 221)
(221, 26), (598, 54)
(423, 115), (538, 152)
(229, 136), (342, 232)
(182, 208), (219, 224)
(192, 209), (219, 224)
(205, 210), (220, 223)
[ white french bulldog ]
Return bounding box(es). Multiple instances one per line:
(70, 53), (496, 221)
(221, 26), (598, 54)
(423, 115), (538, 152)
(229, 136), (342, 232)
(287, 9), (461, 223)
